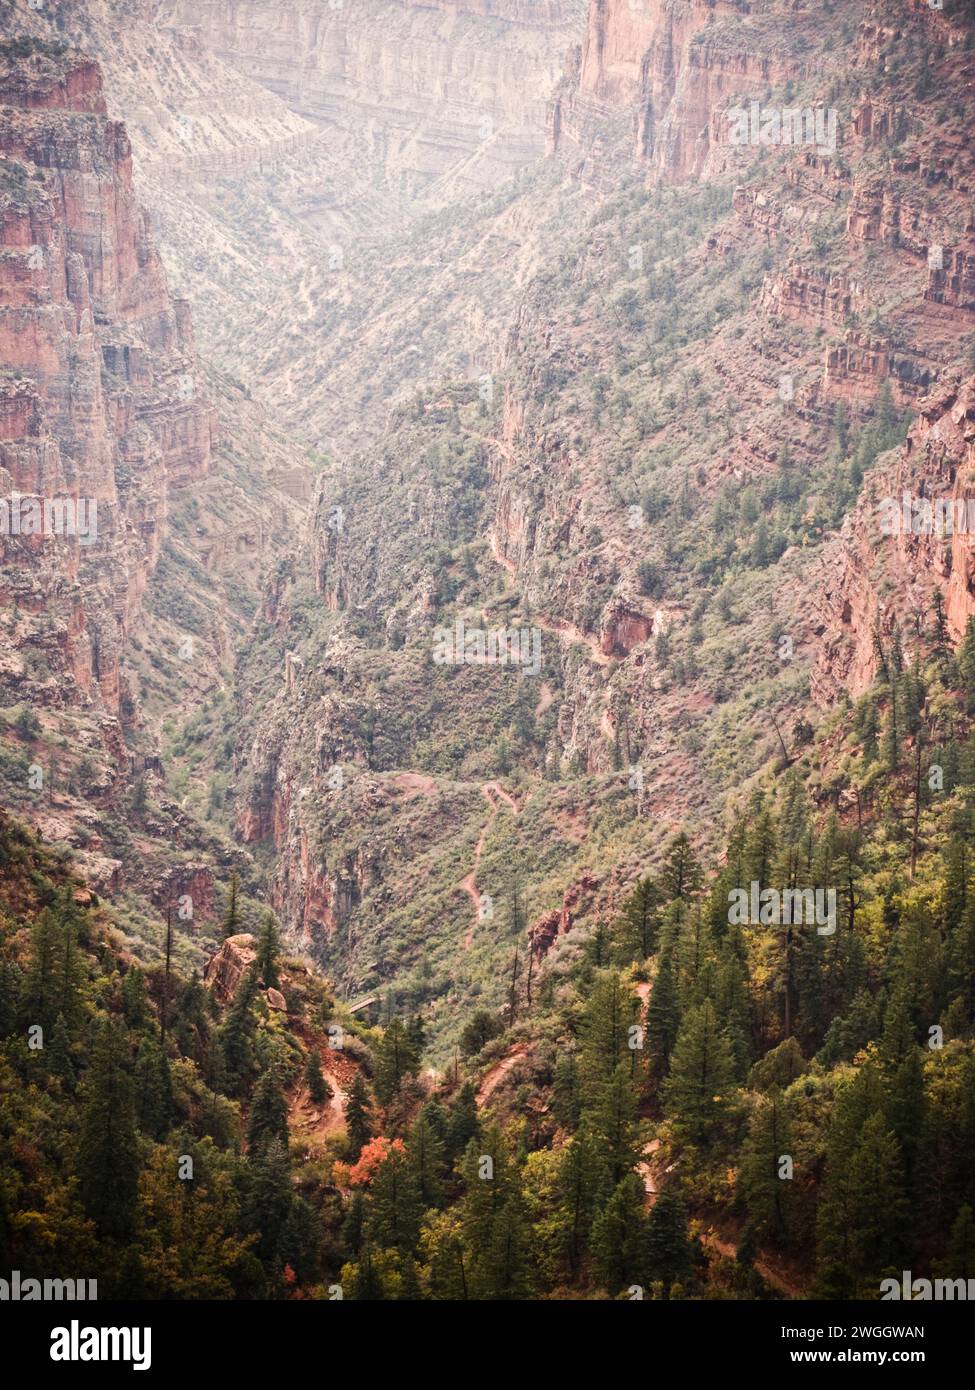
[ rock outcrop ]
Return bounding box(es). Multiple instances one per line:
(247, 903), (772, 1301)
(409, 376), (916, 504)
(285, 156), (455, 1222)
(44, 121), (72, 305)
(812, 376), (975, 703)
(203, 931), (257, 1002)
(0, 38), (213, 731)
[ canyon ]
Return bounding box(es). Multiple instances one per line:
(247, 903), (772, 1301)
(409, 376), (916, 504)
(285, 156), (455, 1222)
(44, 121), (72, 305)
(2, 0), (975, 1056)
(4, 0), (975, 1319)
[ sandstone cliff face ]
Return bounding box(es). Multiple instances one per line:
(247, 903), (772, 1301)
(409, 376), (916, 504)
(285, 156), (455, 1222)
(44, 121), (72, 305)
(0, 22), (314, 964)
(553, 0), (815, 181)
(0, 40), (212, 730)
(203, 931), (257, 1003)
(812, 376), (975, 703)
(166, 0), (586, 199)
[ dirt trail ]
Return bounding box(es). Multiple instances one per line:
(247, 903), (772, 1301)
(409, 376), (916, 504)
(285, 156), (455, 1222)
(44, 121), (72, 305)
(460, 781), (520, 949)
(703, 1231), (803, 1300)
(638, 1137), (663, 1205)
(532, 613), (611, 667)
(477, 1043), (530, 1105)
(481, 780), (519, 814)
(391, 771), (438, 797)
(287, 1038), (352, 1149)
(489, 531), (518, 576)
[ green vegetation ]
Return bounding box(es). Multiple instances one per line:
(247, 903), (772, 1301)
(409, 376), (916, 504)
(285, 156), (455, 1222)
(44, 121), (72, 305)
(4, 602), (975, 1299)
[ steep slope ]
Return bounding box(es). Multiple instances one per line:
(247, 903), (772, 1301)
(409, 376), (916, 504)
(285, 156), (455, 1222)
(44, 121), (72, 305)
(227, 0), (975, 1053)
(0, 18), (310, 950)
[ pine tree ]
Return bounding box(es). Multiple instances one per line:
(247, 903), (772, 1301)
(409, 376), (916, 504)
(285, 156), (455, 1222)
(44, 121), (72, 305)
(219, 964), (259, 1092)
(48, 1012), (75, 1090)
(23, 907), (61, 1031)
(76, 1021), (140, 1238)
(958, 615), (975, 714)
(483, 1188), (531, 1299)
(242, 1137), (292, 1266)
(55, 908), (83, 1030)
(617, 876), (660, 961)
(374, 1016), (419, 1107)
(247, 1069), (289, 1153)
(645, 1189), (693, 1292)
(739, 1089), (794, 1244)
(407, 1111), (446, 1209)
(556, 1125), (603, 1278)
(366, 1140), (422, 1253)
(445, 1082), (479, 1161)
(222, 872), (241, 938)
(646, 941), (681, 1088)
(305, 1048), (331, 1104)
(587, 1061), (640, 1187)
(134, 1035), (173, 1140)
(816, 1066), (905, 1293)
(344, 1072), (373, 1160)
(659, 831), (703, 903)
(256, 911), (280, 988)
(848, 1112), (910, 1284)
(552, 1053), (582, 1130)
(581, 970), (638, 1085)
(591, 1174), (647, 1294)
(121, 966), (149, 1028)
(886, 1046), (925, 1194)
(662, 999), (736, 1145)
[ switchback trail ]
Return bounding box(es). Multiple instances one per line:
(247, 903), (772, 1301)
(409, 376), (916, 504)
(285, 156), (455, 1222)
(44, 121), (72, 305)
(460, 781), (520, 949)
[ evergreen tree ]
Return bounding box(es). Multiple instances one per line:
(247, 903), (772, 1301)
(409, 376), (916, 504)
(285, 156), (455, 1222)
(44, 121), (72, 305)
(445, 1082), (479, 1162)
(219, 964), (259, 1092)
(645, 1189), (693, 1292)
(374, 1016), (418, 1107)
(247, 1069), (289, 1153)
(886, 1046), (925, 1195)
(646, 940), (682, 1088)
(256, 912), (280, 988)
(76, 1021), (140, 1238)
(366, 1141), (422, 1253)
(556, 1125), (603, 1278)
(616, 876), (660, 961)
(407, 1112), (446, 1209)
(552, 1053), (582, 1131)
(121, 966), (149, 1028)
(222, 873), (241, 938)
(739, 1089), (794, 1244)
(305, 1048), (331, 1105)
(48, 1012), (76, 1090)
(22, 907), (60, 1031)
(345, 1072), (373, 1160)
(958, 616), (975, 714)
(243, 1137), (292, 1267)
(659, 832), (703, 903)
(134, 1035), (174, 1140)
(591, 1174), (647, 1294)
(662, 999), (736, 1145)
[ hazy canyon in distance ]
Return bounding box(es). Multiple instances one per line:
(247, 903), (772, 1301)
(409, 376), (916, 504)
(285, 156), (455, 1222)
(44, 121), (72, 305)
(2, 0), (975, 1307)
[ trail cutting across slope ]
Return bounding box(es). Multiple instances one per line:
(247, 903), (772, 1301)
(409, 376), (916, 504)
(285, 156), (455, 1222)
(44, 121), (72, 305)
(460, 781), (520, 949)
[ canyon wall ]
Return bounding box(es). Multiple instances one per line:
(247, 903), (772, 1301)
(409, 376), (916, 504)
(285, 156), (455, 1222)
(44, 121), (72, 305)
(164, 0), (587, 197)
(551, 0), (817, 181)
(812, 376), (975, 703)
(0, 39), (212, 729)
